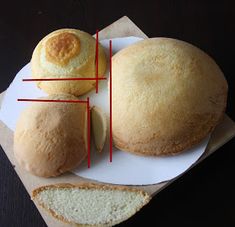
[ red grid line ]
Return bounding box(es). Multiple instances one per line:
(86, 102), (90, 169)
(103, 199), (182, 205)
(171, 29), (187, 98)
(18, 34), (113, 166)
(22, 77), (106, 82)
(87, 97), (91, 168)
(95, 30), (99, 93)
(17, 98), (87, 103)
(109, 40), (113, 162)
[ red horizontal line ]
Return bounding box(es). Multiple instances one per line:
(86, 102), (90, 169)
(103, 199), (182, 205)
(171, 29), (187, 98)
(22, 77), (107, 82)
(17, 99), (87, 103)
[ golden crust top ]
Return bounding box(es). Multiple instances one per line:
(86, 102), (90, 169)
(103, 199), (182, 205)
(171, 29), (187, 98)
(111, 38), (228, 156)
(45, 32), (80, 66)
(31, 28), (107, 96)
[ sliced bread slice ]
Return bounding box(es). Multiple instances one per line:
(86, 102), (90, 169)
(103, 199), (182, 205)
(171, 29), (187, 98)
(91, 106), (107, 152)
(32, 183), (151, 227)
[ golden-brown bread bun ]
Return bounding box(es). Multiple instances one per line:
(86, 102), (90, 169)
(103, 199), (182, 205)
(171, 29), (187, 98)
(31, 29), (107, 96)
(112, 38), (228, 156)
(14, 94), (87, 177)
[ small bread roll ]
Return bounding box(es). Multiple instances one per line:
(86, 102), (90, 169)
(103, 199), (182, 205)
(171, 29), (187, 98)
(112, 38), (228, 156)
(31, 29), (107, 96)
(14, 94), (87, 177)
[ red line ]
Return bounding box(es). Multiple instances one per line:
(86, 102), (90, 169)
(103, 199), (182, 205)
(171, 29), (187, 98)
(109, 40), (113, 162)
(95, 30), (99, 93)
(17, 99), (87, 104)
(22, 77), (106, 82)
(87, 97), (91, 168)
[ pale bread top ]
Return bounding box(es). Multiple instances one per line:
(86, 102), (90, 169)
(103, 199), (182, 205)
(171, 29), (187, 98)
(14, 94), (87, 177)
(31, 29), (107, 96)
(112, 38), (228, 155)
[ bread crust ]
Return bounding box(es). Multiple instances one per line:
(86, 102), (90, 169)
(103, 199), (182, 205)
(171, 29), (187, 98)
(14, 94), (87, 177)
(111, 38), (228, 156)
(32, 182), (151, 227)
(91, 106), (107, 152)
(31, 29), (107, 96)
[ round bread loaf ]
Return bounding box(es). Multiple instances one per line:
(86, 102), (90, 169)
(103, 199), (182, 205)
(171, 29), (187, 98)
(31, 29), (107, 96)
(112, 38), (228, 156)
(14, 94), (87, 177)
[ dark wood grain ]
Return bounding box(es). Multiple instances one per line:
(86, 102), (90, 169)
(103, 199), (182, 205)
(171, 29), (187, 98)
(0, 0), (235, 226)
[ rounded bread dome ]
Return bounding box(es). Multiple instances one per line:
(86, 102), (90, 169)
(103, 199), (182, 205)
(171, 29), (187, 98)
(14, 94), (87, 177)
(31, 29), (107, 96)
(112, 38), (228, 156)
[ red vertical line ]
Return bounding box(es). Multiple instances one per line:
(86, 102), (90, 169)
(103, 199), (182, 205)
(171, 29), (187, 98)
(87, 97), (91, 168)
(109, 40), (113, 162)
(95, 30), (99, 93)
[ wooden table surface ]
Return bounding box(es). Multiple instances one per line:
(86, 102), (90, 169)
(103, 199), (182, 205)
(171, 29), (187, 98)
(0, 1), (235, 226)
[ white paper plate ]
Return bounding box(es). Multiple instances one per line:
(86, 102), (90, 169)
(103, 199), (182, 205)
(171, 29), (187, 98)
(0, 37), (209, 185)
